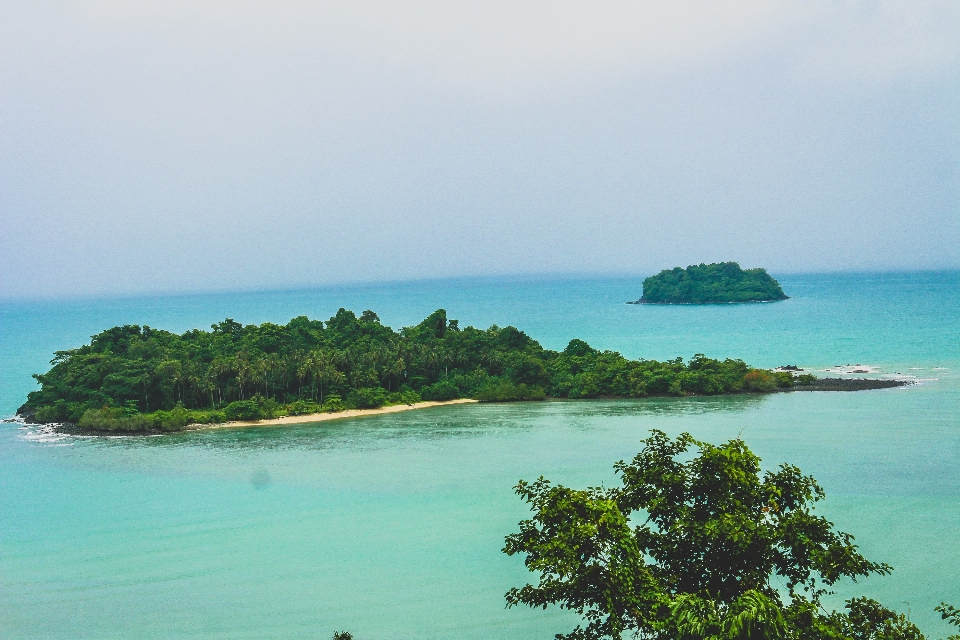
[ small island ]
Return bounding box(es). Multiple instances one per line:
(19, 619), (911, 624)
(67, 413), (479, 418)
(630, 262), (789, 304)
(17, 308), (903, 434)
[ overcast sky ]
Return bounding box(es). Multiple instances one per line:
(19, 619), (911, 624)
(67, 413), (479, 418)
(1, 1), (958, 298)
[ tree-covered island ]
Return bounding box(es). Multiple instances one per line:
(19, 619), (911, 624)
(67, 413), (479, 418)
(18, 308), (899, 433)
(632, 262), (789, 304)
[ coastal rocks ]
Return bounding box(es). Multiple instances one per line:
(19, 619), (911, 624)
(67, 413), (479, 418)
(823, 364), (883, 376)
(786, 378), (911, 392)
(15, 404), (38, 424)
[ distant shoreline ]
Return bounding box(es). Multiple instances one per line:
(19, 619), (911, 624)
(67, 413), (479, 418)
(628, 297), (789, 305)
(202, 398), (479, 430)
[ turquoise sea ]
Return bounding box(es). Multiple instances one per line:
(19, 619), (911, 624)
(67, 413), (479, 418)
(1, 272), (958, 639)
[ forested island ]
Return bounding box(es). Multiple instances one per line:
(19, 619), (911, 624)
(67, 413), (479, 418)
(18, 308), (899, 433)
(632, 262), (789, 304)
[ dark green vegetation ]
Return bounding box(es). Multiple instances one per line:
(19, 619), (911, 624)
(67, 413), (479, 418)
(635, 262), (789, 304)
(19, 308), (816, 433)
(504, 431), (959, 640)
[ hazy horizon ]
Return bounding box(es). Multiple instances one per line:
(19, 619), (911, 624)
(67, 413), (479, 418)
(4, 266), (957, 304)
(3, 2), (959, 298)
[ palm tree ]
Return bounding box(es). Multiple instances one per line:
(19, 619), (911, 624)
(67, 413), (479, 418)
(155, 360), (183, 406)
(233, 352), (251, 400)
(266, 353), (282, 400)
(419, 344), (440, 383)
(210, 357), (229, 406)
(312, 349), (342, 406)
(438, 345), (454, 378)
(482, 349), (503, 377)
(295, 352), (310, 398)
(200, 374), (217, 409)
(253, 357), (269, 399)
(384, 356), (405, 392)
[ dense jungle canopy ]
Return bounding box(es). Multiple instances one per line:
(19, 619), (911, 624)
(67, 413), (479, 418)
(20, 308), (800, 432)
(638, 262), (789, 304)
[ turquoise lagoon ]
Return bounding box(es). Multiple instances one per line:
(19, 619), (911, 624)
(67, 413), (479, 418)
(1, 272), (958, 639)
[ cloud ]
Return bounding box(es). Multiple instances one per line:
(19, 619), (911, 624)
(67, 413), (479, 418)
(795, 1), (960, 83)
(0, 1), (958, 297)
(8, 1), (958, 94)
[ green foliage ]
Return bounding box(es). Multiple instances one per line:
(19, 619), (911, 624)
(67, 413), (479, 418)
(640, 262), (788, 304)
(332, 632), (353, 640)
(347, 387), (388, 409)
(503, 430), (904, 640)
(189, 409), (225, 425)
(420, 380), (461, 401)
(77, 404), (224, 432)
(21, 309), (806, 432)
(937, 603), (960, 640)
(391, 389), (422, 405)
(833, 597), (925, 640)
(505, 479), (661, 639)
(476, 380), (546, 402)
(224, 400), (262, 421)
(937, 603), (960, 628)
(773, 371), (795, 388)
(37, 400), (88, 423)
(287, 399), (321, 415)
(152, 404), (193, 431)
(323, 394), (345, 412)
(78, 407), (155, 432)
(671, 590), (787, 640)
(744, 369), (779, 392)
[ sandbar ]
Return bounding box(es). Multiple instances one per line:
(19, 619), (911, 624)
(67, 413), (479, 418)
(204, 398), (479, 430)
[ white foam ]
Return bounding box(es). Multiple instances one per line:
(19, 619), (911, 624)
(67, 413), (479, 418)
(822, 364), (880, 375)
(20, 423), (73, 444)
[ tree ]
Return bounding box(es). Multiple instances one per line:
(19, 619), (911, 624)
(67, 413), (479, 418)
(830, 598), (925, 640)
(502, 430), (929, 640)
(311, 349), (343, 407)
(936, 603), (960, 640)
(233, 352), (251, 400)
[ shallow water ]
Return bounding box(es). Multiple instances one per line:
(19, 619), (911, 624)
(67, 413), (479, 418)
(1, 272), (958, 639)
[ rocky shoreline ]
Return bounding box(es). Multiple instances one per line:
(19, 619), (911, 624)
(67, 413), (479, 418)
(785, 378), (911, 392)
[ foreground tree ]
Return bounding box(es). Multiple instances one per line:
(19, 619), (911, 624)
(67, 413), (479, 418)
(504, 430), (950, 640)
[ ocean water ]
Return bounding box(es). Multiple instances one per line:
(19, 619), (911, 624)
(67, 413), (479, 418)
(1, 272), (958, 639)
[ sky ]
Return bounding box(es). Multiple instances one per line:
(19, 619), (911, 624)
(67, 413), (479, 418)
(1, 1), (959, 299)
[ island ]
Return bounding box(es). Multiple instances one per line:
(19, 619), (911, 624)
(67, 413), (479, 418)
(17, 308), (903, 434)
(630, 262), (789, 304)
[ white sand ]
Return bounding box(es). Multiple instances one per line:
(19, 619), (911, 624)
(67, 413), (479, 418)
(202, 398), (479, 430)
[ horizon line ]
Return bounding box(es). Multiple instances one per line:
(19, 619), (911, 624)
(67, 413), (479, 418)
(2, 267), (958, 305)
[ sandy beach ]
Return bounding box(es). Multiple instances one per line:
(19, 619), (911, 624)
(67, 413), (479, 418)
(204, 398), (479, 430)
